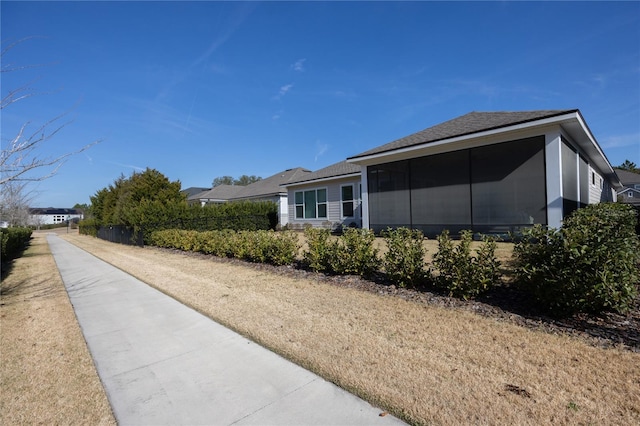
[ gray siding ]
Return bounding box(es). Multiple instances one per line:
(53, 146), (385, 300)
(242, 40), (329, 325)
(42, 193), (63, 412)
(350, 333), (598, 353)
(287, 177), (361, 229)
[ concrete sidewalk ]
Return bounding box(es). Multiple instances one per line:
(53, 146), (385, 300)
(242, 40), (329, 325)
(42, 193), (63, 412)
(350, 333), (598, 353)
(48, 235), (405, 426)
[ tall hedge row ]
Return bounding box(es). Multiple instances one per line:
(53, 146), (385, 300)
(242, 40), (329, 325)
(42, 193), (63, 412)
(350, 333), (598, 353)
(1, 227), (33, 261)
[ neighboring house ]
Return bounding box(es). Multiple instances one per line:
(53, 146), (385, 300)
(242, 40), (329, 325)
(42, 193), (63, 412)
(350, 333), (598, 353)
(347, 110), (622, 236)
(188, 185), (245, 206)
(282, 160), (362, 230)
(615, 168), (640, 206)
(181, 186), (211, 199)
(29, 208), (84, 227)
(188, 167), (312, 226)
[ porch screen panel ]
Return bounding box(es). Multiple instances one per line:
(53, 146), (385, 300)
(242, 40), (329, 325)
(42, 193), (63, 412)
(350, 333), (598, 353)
(410, 150), (471, 234)
(367, 160), (410, 232)
(579, 155), (589, 207)
(471, 136), (546, 227)
(561, 141), (578, 217)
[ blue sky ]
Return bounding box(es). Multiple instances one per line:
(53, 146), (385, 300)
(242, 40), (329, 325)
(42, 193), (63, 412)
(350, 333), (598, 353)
(2, 1), (639, 208)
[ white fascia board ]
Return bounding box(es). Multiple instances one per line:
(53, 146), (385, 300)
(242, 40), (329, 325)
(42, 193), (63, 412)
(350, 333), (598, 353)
(347, 112), (583, 166)
(281, 173), (362, 188)
(570, 113), (622, 189)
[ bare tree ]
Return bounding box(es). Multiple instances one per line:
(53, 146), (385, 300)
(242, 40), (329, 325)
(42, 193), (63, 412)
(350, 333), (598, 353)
(1, 38), (100, 186)
(0, 180), (34, 226)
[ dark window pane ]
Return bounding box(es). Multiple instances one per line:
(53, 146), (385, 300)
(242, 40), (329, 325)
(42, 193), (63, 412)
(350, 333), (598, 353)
(343, 201), (354, 217)
(295, 206), (304, 219)
(295, 191), (303, 205)
(318, 203), (327, 218)
(342, 185), (353, 201)
(317, 189), (327, 203)
(304, 190), (316, 219)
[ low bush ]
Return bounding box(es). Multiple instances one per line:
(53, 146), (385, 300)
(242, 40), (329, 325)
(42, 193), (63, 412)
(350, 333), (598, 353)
(302, 227), (379, 277)
(78, 219), (99, 237)
(329, 228), (379, 277)
(303, 227), (333, 272)
(514, 203), (640, 316)
(382, 227), (427, 288)
(1, 227), (33, 261)
(432, 230), (501, 299)
(149, 228), (299, 267)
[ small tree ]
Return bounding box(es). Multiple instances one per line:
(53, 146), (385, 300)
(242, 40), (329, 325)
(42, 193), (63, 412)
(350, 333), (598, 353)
(617, 160), (639, 173)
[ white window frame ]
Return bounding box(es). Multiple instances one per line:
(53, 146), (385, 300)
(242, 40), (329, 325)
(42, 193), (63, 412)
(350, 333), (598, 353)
(294, 188), (328, 219)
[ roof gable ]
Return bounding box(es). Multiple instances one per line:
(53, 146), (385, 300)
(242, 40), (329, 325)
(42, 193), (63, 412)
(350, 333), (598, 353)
(614, 169), (640, 185)
(189, 184), (244, 201)
(348, 110), (577, 160)
(285, 160), (361, 186)
(234, 167), (312, 199)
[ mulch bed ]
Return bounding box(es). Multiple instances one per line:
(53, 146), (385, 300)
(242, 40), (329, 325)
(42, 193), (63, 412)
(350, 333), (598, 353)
(162, 247), (640, 353)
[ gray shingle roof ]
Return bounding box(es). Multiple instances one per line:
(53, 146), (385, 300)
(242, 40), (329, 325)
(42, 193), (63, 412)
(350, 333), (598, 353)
(182, 187), (211, 198)
(348, 110), (578, 159)
(285, 160), (361, 186)
(233, 167), (312, 199)
(614, 169), (640, 185)
(188, 184), (244, 201)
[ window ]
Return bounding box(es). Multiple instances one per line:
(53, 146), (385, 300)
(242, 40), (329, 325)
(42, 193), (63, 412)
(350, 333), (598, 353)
(592, 172), (595, 186)
(629, 192), (634, 198)
(341, 185), (354, 218)
(295, 189), (327, 219)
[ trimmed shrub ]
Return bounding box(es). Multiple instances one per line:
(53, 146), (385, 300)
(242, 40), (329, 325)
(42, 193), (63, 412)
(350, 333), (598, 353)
(382, 227), (427, 288)
(78, 218), (99, 237)
(330, 228), (379, 277)
(1, 227), (33, 261)
(149, 228), (298, 267)
(303, 227), (334, 272)
(432, 230), (501, 299)
(303, 227), (379, 277)
(513, 203), (639, 316)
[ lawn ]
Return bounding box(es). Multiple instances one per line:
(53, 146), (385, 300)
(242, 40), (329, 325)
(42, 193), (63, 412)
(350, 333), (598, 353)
(0, 231), (115, 425)
(58, 233), (640, 425)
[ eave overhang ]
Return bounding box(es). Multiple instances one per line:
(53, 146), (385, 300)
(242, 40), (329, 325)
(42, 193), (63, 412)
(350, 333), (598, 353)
(347, 111), (622, 190)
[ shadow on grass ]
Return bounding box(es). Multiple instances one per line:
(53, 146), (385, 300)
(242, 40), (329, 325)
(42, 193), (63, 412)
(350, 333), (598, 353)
(0, 239), (31, 281)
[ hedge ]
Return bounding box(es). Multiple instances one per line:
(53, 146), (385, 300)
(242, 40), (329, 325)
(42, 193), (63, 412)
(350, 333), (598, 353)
(514, 203), (640, 316)
(1, 227), (33, 262)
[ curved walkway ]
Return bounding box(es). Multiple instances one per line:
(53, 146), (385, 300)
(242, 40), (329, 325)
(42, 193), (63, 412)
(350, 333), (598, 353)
(48, 235), (404, 426)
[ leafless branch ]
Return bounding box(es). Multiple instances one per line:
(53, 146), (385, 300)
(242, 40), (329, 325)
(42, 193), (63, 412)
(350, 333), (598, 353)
(1, 37), (101, 186)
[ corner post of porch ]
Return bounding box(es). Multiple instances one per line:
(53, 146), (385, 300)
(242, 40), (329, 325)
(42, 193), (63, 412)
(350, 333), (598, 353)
(545, 131), (563, 229)
(359, 165), (370, 230)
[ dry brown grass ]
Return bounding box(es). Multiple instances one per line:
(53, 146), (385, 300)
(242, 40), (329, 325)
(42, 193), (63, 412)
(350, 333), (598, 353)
(0, 232), (115, 425)
(61, 233), (640, 425)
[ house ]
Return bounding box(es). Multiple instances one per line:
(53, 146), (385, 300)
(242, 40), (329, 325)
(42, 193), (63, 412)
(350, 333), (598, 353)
(282, 160), (363, 230)
(615, 168), (640, 206)
(188, 185), (245, 206)
(346, 110), (622, 237)
(181, 186), (210, 199)
(188, 167), (312, 226)
(29, 208), (84, 227)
